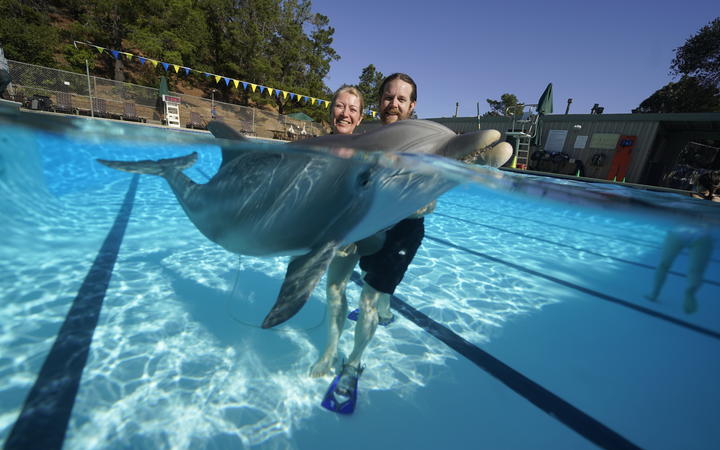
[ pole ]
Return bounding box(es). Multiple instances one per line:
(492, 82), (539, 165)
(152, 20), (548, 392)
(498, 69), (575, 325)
(565, 98), (572, 115)
(85, 59), (94, 118)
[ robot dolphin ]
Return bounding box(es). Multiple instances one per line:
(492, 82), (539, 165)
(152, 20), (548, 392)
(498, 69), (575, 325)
(97, 119), (511, 328)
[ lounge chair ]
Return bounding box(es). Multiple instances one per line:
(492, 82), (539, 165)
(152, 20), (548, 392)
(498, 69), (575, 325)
(186, 111), (207, 129)
(53, 92), (78, 115)
(122, 102), (145, 122)
(91, 98), (110, 118)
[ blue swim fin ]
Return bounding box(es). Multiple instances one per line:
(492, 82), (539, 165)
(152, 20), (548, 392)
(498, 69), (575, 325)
(347, 308), (395, 326)
(321, 364), (363, 415)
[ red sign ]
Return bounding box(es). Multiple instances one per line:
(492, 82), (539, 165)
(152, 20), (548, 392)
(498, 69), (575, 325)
(163, 95), (181, 104)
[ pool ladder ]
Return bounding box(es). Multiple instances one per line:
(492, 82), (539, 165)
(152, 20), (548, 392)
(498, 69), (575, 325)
(505, 104), (538, 169)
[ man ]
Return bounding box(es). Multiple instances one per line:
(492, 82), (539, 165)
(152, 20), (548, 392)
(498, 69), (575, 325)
(320, 73), (430, 414)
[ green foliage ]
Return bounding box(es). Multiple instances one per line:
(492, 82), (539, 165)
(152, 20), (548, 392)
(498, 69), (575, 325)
(2, 0), (339, 121)
(634, 76), (720, 113)
(671, 17), (719, 89)
(484, 93), (522, 117)
(357, 64), (384, 112)
(0, 0), (60, 65)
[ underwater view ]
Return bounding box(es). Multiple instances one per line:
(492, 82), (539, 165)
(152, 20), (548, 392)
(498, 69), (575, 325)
(1, 104), (719, 449)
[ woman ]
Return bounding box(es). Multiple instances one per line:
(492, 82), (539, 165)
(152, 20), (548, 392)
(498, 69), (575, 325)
(646, 171), (719, 313)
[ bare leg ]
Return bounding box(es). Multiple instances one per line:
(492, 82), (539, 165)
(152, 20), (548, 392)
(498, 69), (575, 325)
(310, 251), (359, 377)
(683, 235), (713, 314)
(646, 231), (686, 302)
(345, 283), (382, 368)
(377, 292), (393, 322)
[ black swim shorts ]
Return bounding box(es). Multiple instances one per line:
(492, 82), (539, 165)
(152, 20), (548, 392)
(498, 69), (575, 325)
(359, 217), (424, 294)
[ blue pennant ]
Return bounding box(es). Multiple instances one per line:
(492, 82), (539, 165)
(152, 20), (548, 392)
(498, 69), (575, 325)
(161, 62), (170, 71)
(110, 50), (120, 60)
(137, 57), (146, 65)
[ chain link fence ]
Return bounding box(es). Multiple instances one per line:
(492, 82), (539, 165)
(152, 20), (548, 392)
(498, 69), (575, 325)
(7, 60), (327, 140)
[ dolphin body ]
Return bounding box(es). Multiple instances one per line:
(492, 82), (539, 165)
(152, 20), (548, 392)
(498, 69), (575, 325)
(97, 119), (511, 328)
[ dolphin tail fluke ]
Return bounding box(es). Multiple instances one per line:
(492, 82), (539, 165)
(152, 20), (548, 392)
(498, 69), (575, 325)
(261, 241), (337, 329)
(97, 152), (198, 176)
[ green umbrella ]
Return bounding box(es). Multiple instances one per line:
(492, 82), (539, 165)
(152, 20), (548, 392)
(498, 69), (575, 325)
(158, 75), (169, 98)
(537, 82), (553, 115)
(287, 112), (314, 122)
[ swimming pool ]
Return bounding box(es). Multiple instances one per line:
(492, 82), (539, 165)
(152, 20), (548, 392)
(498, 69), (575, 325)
(1, 104), (719, 449)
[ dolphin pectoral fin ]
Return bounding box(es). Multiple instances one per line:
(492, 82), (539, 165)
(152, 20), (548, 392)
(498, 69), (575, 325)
(97, 152), (198, 175)
(261, 241), (337, 329)
(207, 121), (249, 141)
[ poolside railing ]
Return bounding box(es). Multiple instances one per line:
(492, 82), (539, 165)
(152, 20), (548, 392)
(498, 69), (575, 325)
(6, 59), (327, 140)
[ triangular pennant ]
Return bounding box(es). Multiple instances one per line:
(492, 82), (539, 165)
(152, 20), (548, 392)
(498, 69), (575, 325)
(259, 86), (266, 94)
(291, 93), (296, 100)
(204, 72), (212, 77)
(137, 56), (146, 65)
(183, 67), (190, 76)
(242, 82), (248, 90)
(161, 62), (170, 71)
(122, 52), (133, 60)
(282, 91), (289, 99)
(149, 59), (158, 67)
(250, 84), (257, 92)
(303, 96), (309, 103)
(172, 65), (180, 73)
(96, 46), (104, 54)
(223, 77), (231, 86)
(275, 90), (281, 98)
(214, 75), (221, 84)
(233, 79), (239, 89)
(267, 87), (274, 96)
(110, 50), (120, 59)
(323, 100), (329, 108)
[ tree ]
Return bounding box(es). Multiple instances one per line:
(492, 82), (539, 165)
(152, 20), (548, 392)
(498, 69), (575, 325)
(671, 17), (720, 89)
(357, 64), (383, 112)
(634, 76), (720, 113)
(0, 0), (60, 66)
(483, 93), (522, 117)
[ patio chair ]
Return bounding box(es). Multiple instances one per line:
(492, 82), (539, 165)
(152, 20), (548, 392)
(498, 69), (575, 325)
(53, 92), (78, 115)
(91, 98), (110, 118)
(122, 102), (145, 122)
(186, 111), (207, 129)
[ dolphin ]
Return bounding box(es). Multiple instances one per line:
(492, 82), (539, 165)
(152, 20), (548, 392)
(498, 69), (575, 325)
(97, 119), (512, 328)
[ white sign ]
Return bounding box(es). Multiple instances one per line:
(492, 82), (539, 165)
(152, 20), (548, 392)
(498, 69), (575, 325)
(574, 135), (588, 149)
(545, 130), (568, 152)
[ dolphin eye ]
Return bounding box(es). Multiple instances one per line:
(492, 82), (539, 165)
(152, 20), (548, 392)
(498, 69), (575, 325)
(357, 169), (371, 187)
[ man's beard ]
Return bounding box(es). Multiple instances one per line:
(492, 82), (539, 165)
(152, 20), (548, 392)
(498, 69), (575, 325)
(381, 106), (411, 123)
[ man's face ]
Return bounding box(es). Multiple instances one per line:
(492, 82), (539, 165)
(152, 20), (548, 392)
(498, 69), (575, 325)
(379, 79), (416, 125)
(331, 91), (363, 135)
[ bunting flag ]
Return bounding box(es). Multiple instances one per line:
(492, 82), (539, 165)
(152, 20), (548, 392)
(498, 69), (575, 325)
(72, 41), (379, 115)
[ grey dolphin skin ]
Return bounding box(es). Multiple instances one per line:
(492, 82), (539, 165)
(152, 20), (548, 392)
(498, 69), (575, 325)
(97, 119), (511, 328)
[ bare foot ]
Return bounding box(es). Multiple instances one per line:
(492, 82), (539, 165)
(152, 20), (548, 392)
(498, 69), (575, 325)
(309, 355), (338, 378)
(684, 295), (698, 314)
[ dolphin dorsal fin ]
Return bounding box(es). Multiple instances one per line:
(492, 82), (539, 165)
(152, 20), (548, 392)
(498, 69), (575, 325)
(207, 121), (249, 167)
(261, 241), (337, 328)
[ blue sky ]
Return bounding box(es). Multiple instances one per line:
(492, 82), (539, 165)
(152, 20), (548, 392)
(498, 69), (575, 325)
(311, 0), (718, 118)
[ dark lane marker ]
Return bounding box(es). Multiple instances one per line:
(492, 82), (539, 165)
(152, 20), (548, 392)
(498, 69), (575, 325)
(350, 272), (641, 449)
(425, 235), (720, 341)
(5, 175), (139, 450)
(433, 212), (719, 287)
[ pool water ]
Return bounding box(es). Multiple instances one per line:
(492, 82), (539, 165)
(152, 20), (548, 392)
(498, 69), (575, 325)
(1, 109), (719, 449)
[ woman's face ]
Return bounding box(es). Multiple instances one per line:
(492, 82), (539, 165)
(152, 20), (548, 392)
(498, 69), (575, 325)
(332, 92), (363, 135)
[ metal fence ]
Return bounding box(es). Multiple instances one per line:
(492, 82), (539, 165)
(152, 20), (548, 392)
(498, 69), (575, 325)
(7, 59), (327, 139)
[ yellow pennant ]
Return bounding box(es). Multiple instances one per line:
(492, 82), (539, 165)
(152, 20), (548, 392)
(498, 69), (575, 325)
(282, 91), (289, 100)
(215, 75), (221, 84)
(173, 65), (180, 73)
(123, 52), (133, 60)
(96, 46), (104, 53)
(233, 79), (239, 89)
(267, 88), (274, 96)
(250, 84), (257, 92)
(323, 100), (329, 108)
(149, 59), (158, 67)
